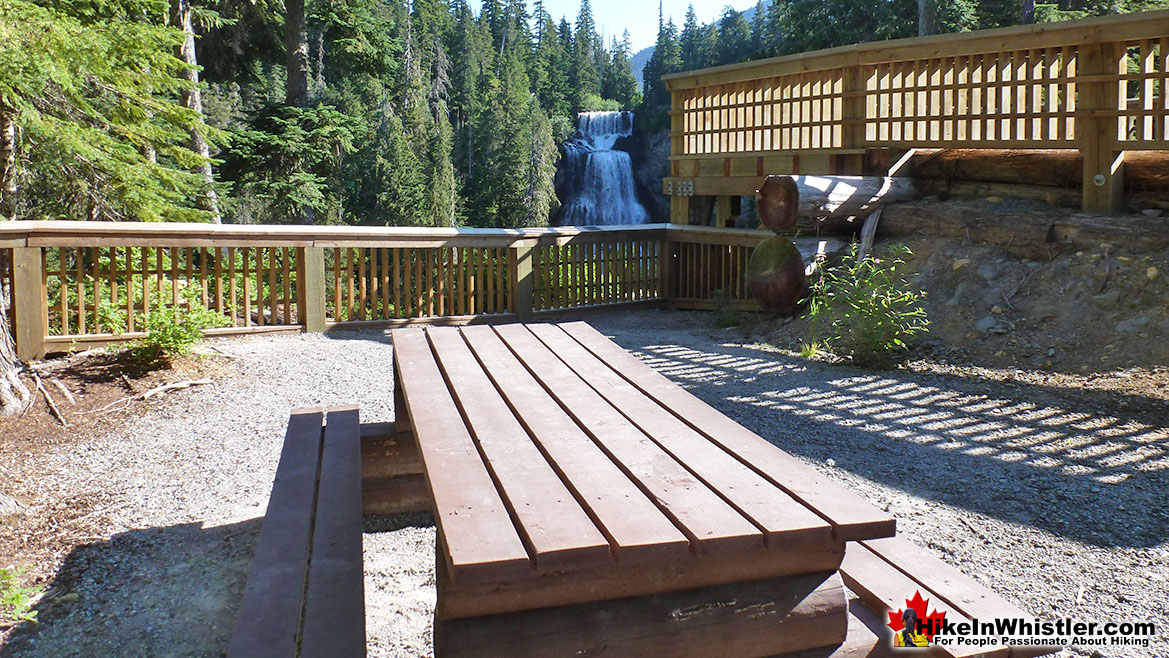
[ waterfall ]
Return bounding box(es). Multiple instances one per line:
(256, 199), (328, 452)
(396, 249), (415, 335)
(559, 111), (649, 226)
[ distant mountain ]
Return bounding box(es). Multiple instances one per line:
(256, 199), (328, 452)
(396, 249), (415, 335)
(631, 1), (768, 89)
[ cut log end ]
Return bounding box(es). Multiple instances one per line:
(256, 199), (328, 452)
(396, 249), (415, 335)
(757, 175), (801, 232)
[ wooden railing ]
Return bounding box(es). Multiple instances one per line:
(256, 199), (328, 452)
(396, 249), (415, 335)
(662, 10), (1169, 214)
(0, 222), (767, 359)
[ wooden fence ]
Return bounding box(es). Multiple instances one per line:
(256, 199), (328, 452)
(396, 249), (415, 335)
(663, 10), (1169, 216)
(0, 222), (766, 360)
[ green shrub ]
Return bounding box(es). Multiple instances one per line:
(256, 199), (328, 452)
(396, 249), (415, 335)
(803, 244), (929, 367)
(101, 287), (228, 362)
(1, 566), (41, 623)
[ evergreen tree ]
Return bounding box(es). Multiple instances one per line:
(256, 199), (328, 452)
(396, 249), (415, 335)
(716, 7), (752, 65)
(643, 7), (680, 110)
(602, 32), (639, 107)
(679, 4), (703, 70)
(572, 0), (601, 109)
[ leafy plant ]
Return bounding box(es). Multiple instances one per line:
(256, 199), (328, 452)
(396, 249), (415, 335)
(132, 288), (229, 361)
(799, 341), (825, 358)
(102, 287), (228, 362)
(803, 244), (929, 367)
(1, 566), (41, 624)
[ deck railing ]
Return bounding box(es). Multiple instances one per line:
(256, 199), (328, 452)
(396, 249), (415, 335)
(0, 222), (767, 360)
(662, 10), (1169, 214)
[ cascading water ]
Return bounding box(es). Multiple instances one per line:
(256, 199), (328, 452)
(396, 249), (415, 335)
(559, 111), (649, 226)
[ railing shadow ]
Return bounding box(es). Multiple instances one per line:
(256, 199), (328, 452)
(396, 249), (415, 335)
(1, 519), (260, 657)
(605, 331), (1168, 550)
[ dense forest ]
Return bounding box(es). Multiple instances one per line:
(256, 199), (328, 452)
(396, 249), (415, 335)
(0, 0), (1165, 229)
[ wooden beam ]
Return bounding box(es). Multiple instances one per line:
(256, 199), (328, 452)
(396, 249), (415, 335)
(436, 571), (848, 658)
(13, 246), (45, 361)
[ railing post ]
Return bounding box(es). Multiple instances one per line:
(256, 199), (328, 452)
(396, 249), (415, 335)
(301, 246), (327, 332)
(661, 234), (678, 306)
(1078, 41), (1126, 215)
(841, 61), (867, 175)
(12, 246), (45, 361)
(510, 240), (534, 322)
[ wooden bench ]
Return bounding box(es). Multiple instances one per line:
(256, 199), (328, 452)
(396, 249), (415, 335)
(391, 321), (899, 657)
(839, 536), (1059, 658)
(228, 405), (366, 658)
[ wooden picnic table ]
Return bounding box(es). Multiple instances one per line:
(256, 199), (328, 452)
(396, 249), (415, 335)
(390, 321), (898, 657)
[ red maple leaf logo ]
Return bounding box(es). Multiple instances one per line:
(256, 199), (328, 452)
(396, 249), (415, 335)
(888, 590), (947, 642)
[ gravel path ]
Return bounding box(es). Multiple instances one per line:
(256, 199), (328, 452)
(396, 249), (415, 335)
(3, 310), (1166, 657)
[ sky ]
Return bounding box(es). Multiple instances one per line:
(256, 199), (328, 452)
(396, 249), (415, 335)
(467, 1), (757, 52)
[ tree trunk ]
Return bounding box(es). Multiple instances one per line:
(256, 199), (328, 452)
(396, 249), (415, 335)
(906, 149), (1169, 191)
(0, 106), (16, 222)
(1022, 0), (1036, 24)
(918, 0), (938, 36)
(757, 175), (916, 232)
(285, 0), (309, 109)
(172, 0), (222, 223)
(0, 248), (32, 417)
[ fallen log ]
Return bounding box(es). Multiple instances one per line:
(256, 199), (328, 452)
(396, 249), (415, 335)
(907, 149), (1169, 191)
(756, 175), (916, 233)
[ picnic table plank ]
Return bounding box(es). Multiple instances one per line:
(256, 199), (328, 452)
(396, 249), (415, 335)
(862, 536), (1034, 622)
(392, 328), (531, 583)
(427, 327), (612, 574)
(840, 542), (1002, 658)
(492, 323), (764, 556)
(528, 323), (834, 550)
(301, 405), (366, 658)
(459, 325), (691, 566)
(557, 321), (896, 541)
(227, 408), (324, 658)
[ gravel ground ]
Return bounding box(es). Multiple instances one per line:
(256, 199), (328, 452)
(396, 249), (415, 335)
(3, 310), (1166, 657)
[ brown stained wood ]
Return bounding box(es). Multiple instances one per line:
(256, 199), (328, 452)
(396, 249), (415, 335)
(557, 322), (895, 542)
(491, 323), (764, 556)
(458, 325), (690, 566)
(783, 599), (904, 658)
(436, 571), (848, 658)
(427, 327), (611, 574)
(527, 323), (834, 551)
(391, 328), (531, 584)
(363, 474), (432, 515)
(227, 408), (324, 658)
(301, 405), (365, 658)
(861, 536), (1038, 626)
(840, 543), (1009, 658)
(361, 425), (423, 479)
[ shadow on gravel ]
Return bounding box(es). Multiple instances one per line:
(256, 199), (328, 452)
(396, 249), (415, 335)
(2, 519), (260, 658)
(615, 335), (1169, 550)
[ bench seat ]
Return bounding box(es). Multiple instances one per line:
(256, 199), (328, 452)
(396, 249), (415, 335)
(228, 406), (366, 658)
(841, 536), (1059, 658)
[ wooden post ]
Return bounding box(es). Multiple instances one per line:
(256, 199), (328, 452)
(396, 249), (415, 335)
(670, 193), (691, 225)
(841, 62), (868, 175)
(301, 246), (326, 332)
(1078, 42), (1125, 215)
(13, 247), (45, 361)
(715, 196), (733, 227)
(510, 241), (534, 322)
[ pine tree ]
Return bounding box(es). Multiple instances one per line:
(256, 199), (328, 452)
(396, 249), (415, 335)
(716, 7), (752, 65)
(679, 4), (703, 70)
(602, 33), (639, 107)
(572, 0), (601, 109)
(643, 7), (680, 110)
